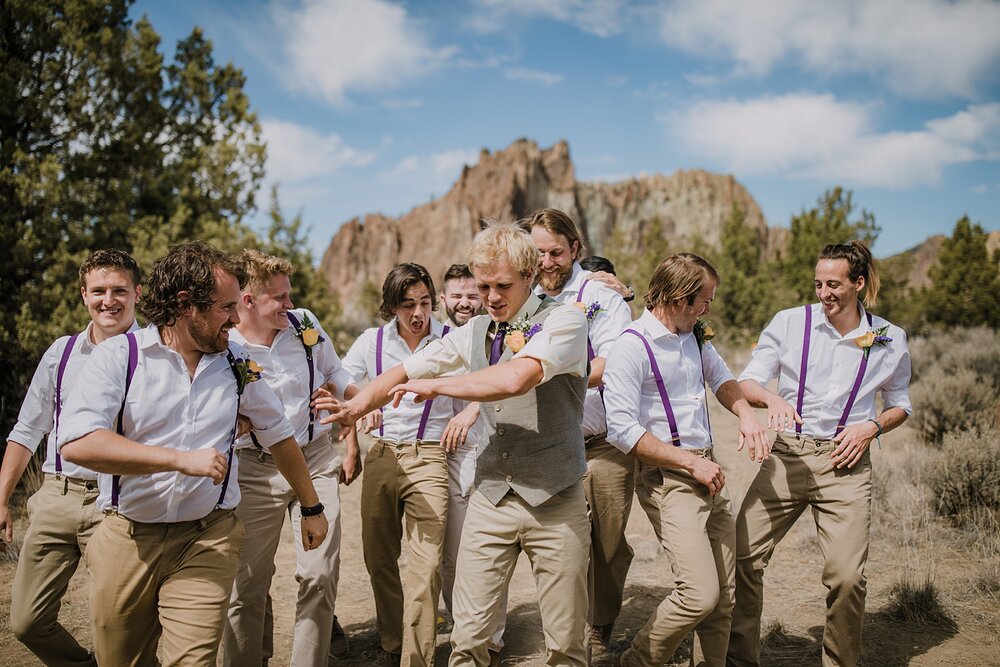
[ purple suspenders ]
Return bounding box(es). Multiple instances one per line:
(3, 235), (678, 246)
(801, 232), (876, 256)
(795, 304), (874, 438)
(376, 324), (449, 442)
(286, 311), (317, 442)
(53, 333), (81, 477)
(623, 329), (683, 447)
(110, 334), (240, 512)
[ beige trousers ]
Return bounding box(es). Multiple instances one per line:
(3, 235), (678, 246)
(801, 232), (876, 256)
(583, 434), (636, 628)
(9, 474), (101, 667)
(620, 454), (736, 667)
(362, 439), (449, 666)
(727, 433), (872, 667)
(223, 437), (343, 666)
(449, 483), (591, 667)
(441, 446), (507, 650)
(86, 507), (245, 667)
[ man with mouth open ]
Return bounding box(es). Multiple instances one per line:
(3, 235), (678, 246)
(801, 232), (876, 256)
(58, 241), (327, 667)
(1, 249), (141, 667)
(339, 262), (457, 666)
(727, 241), (912, 667)
(317, 222), (592, 666)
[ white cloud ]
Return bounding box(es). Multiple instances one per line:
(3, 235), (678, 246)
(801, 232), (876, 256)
(275, 0), (458, 107)
(504, 67), (565, 87)
(668, 95), (1000, 188)
(261, 118), (376, 185)
(469, 0), (628, 37)
(969, 182), (1000, 194)
(378, 148), (480, 201)
(659, 0), (1000, 99)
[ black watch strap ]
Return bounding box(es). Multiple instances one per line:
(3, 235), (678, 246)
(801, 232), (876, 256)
(623, 285), (635, 302)
(300, 502), (325, 517)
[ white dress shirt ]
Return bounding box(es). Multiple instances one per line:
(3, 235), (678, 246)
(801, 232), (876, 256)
(229, 308), (352, 449)
(604, 309), (735, 453)
(739, 302), (912, 439)
(537, 263), (633, 436)
(404, 292), (589, 385)
(8, 320), (141, 480)
(342, 319), (458, 442)
(57, 325), (294, 523)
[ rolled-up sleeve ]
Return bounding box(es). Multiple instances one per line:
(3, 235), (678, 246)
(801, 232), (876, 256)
(603, 334), (647, 453)
(341, 329), (373, 385)
(404, 327), (470, 380)
(242, 376), (296, 448)
(881, 328), (913, 415)
(589, 290), (633, 358)
(702, 343), (736, 393)
(738, 312), (785, 384)
(57, 340), (127, 448)
(515, 305), (588, 382)
(7, 340), (61, 452)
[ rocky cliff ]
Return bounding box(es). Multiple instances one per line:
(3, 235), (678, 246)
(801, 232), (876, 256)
(320, 138), (777, 329)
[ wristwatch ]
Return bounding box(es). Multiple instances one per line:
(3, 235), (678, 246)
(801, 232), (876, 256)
(623, 285), (635, 302)
(300, 502), (325, 517)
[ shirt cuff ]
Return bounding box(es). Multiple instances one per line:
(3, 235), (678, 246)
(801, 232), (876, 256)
(6, 427), (43, 454)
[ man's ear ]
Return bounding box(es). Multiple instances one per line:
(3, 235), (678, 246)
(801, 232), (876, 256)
(176, 290), (192, 315)
(571, 240), (580, 260)
(134, 285), (142, 303)
(80, 286), (87, 306)
(241, 291), (255, 308)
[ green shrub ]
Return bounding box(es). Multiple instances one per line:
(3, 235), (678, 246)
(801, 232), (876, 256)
(924, 424), (1000, 525)
(909, 366), (998, 444)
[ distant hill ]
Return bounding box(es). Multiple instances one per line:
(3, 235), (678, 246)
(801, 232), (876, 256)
(320, 139), (779, 328)
(882, 231), (1000, 290)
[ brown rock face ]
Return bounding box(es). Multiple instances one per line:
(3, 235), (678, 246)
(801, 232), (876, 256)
(320, 138), (771, 329)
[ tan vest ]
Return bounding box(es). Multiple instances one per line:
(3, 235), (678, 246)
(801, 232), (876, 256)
(471, 298), (588, 507)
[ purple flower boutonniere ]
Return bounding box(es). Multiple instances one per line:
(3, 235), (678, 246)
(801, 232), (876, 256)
(574, 300), (602, 321)
(505, 314), (542, 353)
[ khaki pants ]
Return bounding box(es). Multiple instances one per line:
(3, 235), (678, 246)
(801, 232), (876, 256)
(362, 439), (449, 666)
(449, 483), (591, 667)
(86, 508), (245, 667)
(727, 433), (872, 667)
(223, 437), (343, 666)
(620, 455), (735, 667)
(441, 446), (507, 650)
(10, 475), (101, 667)
(583, 434), (635, 627)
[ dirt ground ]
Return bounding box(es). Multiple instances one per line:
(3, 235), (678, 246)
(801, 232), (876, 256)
(2, 401), (999, 666)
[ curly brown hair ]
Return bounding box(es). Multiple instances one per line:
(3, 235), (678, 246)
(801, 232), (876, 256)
(139, 242), (245, 327)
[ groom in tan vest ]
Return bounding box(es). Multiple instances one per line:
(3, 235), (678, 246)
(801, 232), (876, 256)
(318, 221), (592, 666)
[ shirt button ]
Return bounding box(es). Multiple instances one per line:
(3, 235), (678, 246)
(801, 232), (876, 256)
(505, 475), (513, 482)
(502, 452), (509, 459)
(495, 405), (502, 412)
(497, 428), (505, 436)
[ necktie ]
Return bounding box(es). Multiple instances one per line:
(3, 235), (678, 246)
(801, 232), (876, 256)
(489, 322), (509, 366)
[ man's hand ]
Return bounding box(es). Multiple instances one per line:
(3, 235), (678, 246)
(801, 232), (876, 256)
(765, 396), (802, 432)
(831, 421), (877, 469)
(389, 379), (440, 408)
(340, 429), (362, 485)
(177, 448), (228, 484)
(235, 415), (253, 439)
(689, 456), (726, 496)
(442, 403), (480, 453)
(587, 270), (631, 300)
(0, 503), (13, 552)
(300, 513), (328, 551)
(736, 412), (772, 463)
(359, 410), (381, 435)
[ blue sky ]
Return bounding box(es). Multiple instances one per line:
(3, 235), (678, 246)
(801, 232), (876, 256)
(133, 0), (1000, 257)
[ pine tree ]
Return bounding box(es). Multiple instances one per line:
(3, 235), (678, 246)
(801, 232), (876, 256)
(924, 216), (1000, 328)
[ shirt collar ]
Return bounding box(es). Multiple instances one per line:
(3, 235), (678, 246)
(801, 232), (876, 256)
(386, 317), (443, 349)
(814, 300), (870, 339)
(81, 319), (142, 350)
(638, 308), (693, 344)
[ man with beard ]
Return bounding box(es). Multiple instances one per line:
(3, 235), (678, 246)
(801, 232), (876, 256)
(2, 249), (141, 667)
(727, 242), (911, 667)
(223, 250), (357, 666)
(339, 263), (456, 666)
(439, 263), (481, 329)
(58, 241), (328, 667)
(318, 222), (592, 666)
(526, 208), (635, 653)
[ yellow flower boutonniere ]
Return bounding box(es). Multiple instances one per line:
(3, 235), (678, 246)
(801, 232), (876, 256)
(293, 314), (325, 349)
(504, 314), (542, 354)
(694, 319), (715, 349)
(854, 325), (892, 359)
(233, 357), (263, 395)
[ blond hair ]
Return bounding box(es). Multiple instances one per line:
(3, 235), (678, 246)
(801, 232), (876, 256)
(238, 249), (295, 294)
(819, 241), (880, 308)
(644, 253), (720, 310)
(468, 220), (539, 278)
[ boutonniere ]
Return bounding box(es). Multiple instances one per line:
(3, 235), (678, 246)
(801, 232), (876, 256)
(854, 325), (892, 359)
(505, 314), (542, 353)
(292, 314), (325, 350)
(694, 319), (715, 349)
(233, 356), (263, 395)
(574, 300), (602, 321)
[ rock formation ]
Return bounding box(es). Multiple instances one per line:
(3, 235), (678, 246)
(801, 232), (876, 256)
(320, 138), (777, 329)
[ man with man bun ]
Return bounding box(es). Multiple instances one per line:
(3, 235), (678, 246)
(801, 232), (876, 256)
(727, 241), (912, 667)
